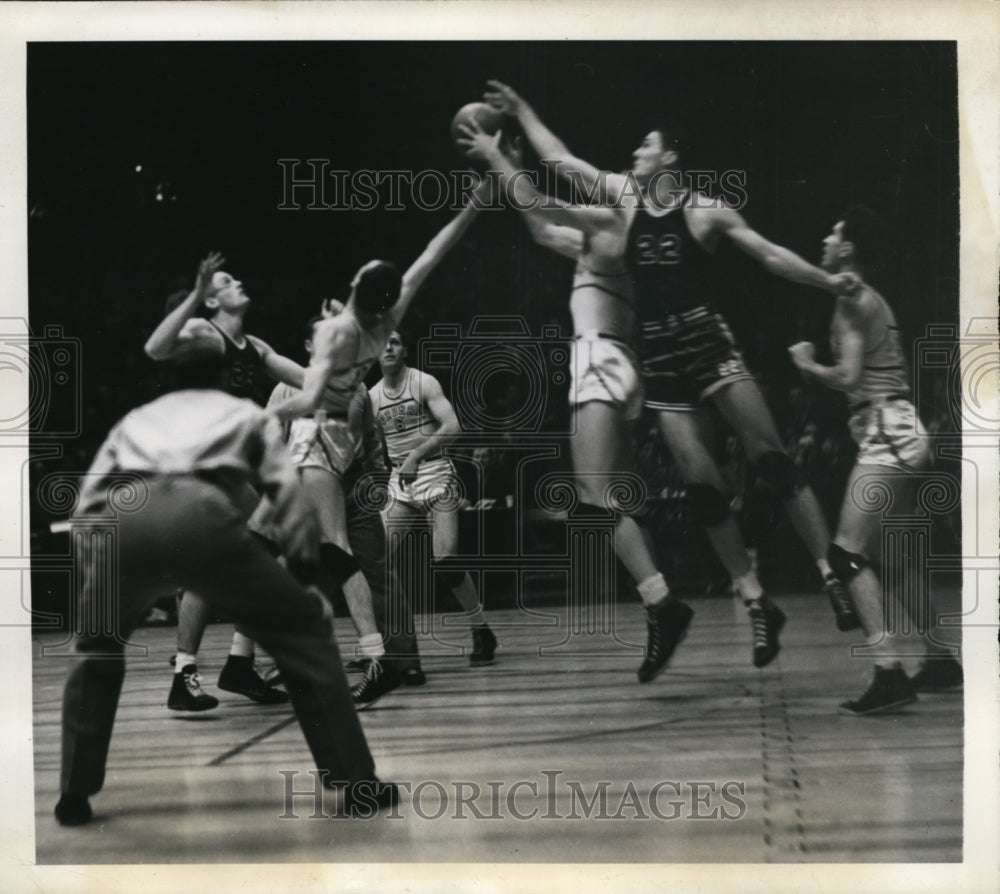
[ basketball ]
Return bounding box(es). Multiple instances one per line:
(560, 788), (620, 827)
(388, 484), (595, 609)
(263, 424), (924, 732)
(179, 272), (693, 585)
(450, 102), (504, 148)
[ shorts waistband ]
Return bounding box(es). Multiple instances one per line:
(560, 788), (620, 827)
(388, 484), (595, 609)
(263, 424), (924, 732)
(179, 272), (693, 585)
(640, 305), (714, 328)
(849, 392), (910, 413)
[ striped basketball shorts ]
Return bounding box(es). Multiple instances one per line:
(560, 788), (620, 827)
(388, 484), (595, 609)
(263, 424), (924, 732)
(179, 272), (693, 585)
(569, 331), (644, 421)
(639, 306), (753, 411)
(848, 397), (929, 471)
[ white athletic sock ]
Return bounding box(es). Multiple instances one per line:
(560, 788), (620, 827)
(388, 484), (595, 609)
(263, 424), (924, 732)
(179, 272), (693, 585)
(359, 633), (385, 660)
(229, 632), (255, 659)
(636, 573), (669, 606)
(816, 557), (834, 579)
(733, 569), (764, 603)
(175, 651), (198, 673)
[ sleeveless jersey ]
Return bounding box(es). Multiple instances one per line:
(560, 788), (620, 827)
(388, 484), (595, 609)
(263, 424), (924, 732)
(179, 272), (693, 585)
(626, 199), (721, 320)
(369, 367), (438, 467)
(833, 286), (911, 408)
(313, 313), (392, 417)
(571, 236), (634, 309)
(210, 321), (268, 405)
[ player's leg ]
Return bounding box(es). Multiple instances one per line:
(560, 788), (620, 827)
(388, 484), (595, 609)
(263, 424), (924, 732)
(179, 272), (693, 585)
(178, 483), (395, 810)
(572, 400), (694, 681)
(710, 377), (859, 631)
(430, 495), (497, 666)
(654, 405), (783, 668)
(167, 590), (219, 711)
(346, 491), (423, 683)
(302, 467), (382, 655)
(831, 461), (917, 714)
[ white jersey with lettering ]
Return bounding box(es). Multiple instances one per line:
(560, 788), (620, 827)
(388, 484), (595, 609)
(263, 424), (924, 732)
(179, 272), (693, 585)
(369, 367), (441, 468)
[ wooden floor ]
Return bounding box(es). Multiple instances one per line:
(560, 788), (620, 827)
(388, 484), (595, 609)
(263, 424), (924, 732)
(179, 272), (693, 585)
(32, 592), (963, 865)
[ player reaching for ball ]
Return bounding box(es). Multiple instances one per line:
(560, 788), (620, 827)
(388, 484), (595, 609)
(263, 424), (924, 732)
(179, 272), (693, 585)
(460, 81), (861, 671)
(269, 177), (493, 707)
(453, 132), (693, 683)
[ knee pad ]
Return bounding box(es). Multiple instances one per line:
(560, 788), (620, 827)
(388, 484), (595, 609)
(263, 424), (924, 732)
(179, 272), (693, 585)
(685, 483), (731, 527)
(827, 543), (868, 584)
(755, 451), (801, 499)
(433, 556), (467, 589)
(319, 543), (360, 587)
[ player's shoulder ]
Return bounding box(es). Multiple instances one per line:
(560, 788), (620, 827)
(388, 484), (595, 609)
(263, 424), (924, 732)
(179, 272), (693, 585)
(411, 367), (443, 391)
(245, 333), (273, 354)
(841, 282), (882, 316)
(181, 317), (223, 341)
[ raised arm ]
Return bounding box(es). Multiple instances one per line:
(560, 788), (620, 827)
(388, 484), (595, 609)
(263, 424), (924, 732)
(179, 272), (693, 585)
(387, 179), (491, 329)
(458, 125), (620, 236)
(484, 80), (613, 197)
(708, 207), (855, 294)
(144, 252), (224, 360)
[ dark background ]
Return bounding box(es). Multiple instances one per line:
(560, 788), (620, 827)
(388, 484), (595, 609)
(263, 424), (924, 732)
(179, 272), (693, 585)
(26, 41), (961, 614)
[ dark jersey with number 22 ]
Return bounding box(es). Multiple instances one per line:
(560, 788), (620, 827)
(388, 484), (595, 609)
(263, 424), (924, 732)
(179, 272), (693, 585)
(626, 197), (722, 319)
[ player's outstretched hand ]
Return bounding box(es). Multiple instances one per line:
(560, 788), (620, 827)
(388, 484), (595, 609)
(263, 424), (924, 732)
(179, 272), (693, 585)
(787, 341), (816, 368)
(484, 80), (524, 116)
(829, 271), (861, 295)
(456, 119), (503, 164)
(196, 252), (225, 294)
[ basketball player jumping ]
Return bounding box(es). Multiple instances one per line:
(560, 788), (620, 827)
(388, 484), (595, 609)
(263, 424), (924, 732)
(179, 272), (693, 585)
(789, 206), (963, 714)
(461, 82), (859, 670)
(269, 180), (491, 706)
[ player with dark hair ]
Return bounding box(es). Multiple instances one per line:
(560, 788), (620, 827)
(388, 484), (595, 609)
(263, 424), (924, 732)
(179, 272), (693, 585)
(55, 348), (396, 827)
(462, 82), (860, 671)
(789, 207), (962, 714)
(270, 181), (490, 705)
(370, 330), (499, 671)
(145, 253), (302, 710)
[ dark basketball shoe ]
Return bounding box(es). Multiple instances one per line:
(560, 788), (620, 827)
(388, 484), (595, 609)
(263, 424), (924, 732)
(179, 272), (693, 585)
(823, 573), (861, 631)
(54, 793), (92, 826)
(470, 625), (498, 666)
(218, 655), (290, 704)
(168, 665), (220, 711)
(334, 778), (400, 817)
(748, 600), (786, 668)
(910, 656), (963, 692)
(401, 667), (427, 686)
(351, 657), (401, 709)
(840, 665), (917, 715)
(637, 599), (694, 683)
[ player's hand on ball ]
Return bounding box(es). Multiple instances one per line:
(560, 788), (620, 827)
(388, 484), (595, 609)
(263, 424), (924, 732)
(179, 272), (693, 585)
(788, 341), (816, 367)
(456, 121), (503, 164)
(484, 80), (524, 116)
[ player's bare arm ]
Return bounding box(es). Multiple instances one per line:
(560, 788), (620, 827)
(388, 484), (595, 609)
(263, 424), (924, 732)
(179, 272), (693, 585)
(704, 205), (858, 294)
(483, 79), (624, 199)
(397, 372), (461, 487)
(788, 301), (867, 392)
(459, 125), (619, 236)
(389, 177), (493, 329)
(144, 251), (225, 360)
(269, 319), (354, 422)
(247, 335), (306, 388)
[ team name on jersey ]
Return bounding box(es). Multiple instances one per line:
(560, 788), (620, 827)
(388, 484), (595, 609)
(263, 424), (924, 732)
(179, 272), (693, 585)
(377, 401), (419, 433)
